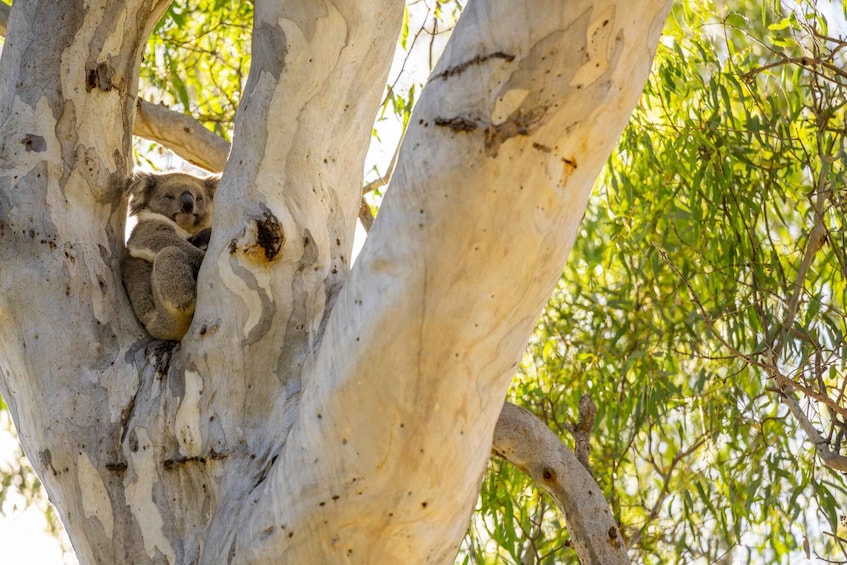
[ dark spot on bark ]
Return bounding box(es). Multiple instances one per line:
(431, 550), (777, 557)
(163, 455), (208, 469)
(532, 142), (552, 153)
(261, 526), (275, 537)
(421, 501), (428, 509)
(288, 531), (294, 538)
(608, 526), (617, 539)
(38, 449), (52, 470)
(106, 461), (128, 473)
(434, 116), (479, 132)
(227, 540), (237, 564)
(433, 51), (515, 81)
(317, 413), (322, 419)
(332, 495), (340, 501)
(22, 134), (46, 152)
(256, 210), (283, 261)
(319, 501), (326, 507)
(85, 62), (114, 92)
(542, 468), (555, 481)
(147, 340), (175, 378)
(298, 229), (319, 273)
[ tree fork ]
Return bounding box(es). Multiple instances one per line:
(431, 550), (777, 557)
(0, 1), (671, 563)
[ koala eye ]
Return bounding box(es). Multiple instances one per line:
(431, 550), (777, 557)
(164, 194), (176, 200)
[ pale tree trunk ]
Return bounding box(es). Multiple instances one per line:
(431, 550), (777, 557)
(0, 1), (670, 564)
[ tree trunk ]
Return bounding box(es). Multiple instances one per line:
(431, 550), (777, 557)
(0, 0), (670, 563)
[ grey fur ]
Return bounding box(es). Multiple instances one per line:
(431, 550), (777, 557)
(122, 171), (218, 340)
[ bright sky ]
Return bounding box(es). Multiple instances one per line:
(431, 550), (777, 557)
(0, 413), (77, 564)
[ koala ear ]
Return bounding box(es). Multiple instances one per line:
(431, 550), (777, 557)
(126, 172), (156, 215)
(204, 174), (220, 199)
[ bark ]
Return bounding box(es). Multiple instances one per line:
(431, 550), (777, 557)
(134, 98), (230, 172)
(494, 403), (626, 563)
(204, 0), (669, 562)
(0, 1), (670, 564)
(0, 2), (173, 563)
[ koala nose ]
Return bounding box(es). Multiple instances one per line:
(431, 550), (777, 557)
(179, 192), (195, 213)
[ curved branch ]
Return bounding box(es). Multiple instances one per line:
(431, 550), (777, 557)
(0, 4), (229, 173)
(493, 402), (630, 565)
(780, 390), (847, 472)
(134, 98), (231, 172)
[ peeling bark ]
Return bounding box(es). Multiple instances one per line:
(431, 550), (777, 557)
(0, 0), (670, 563)
(0, 2), (173, 562)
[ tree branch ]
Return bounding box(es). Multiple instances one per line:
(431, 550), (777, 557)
(0, 2), (176, 562)
(247, 0), (671, 561)
(493, 402), (630, 565)
(779, 390), (847, 472)
(134, 98), (231, 172)
(571, 394), (597, 470)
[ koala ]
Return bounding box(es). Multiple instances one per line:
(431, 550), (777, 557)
(121, 171), (218, 341)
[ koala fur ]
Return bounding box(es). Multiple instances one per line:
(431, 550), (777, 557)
(122, 171), (218, 340)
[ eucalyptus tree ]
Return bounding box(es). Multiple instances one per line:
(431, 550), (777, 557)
(0, 1), (671, 563)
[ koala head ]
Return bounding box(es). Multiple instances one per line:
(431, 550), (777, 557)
(128, 171), (219, 234)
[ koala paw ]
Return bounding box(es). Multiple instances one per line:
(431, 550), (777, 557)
(152, 247), (199, 316)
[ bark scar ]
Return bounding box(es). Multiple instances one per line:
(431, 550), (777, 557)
(432, 51), (515, 81)
(86, 62), (114, 92)
(434, 105), (549, 157)
(229, 207), (284, 263)
(22, 134), (46, 152)
(162, 449), (227, 470)
(433, 117), (479, 132)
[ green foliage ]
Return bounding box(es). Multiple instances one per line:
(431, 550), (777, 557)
(139, 0), (253, 142)
(467, 0), (847, 562)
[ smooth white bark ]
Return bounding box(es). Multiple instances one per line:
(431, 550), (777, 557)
(226, 0), (670, 562)
(0, 0), (670, 563)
